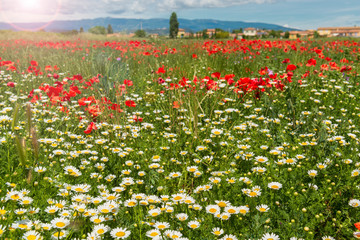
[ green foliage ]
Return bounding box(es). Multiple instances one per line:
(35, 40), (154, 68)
(215, 30), (230, 39)
(284, 31), (290, 39)
(232, 28), (243, 34)
(169, 12), (179, 39)
(134, 29), (146, 38)
(201, 29), (208, 39)
(80, 27), (84, 33)
(314, 31), (320, 38)
(60, 29), (79, 36)
(269, 30), (283, 38)
(88, 26), (107, 35)
(107, 24), (114, 34)
(0, 33), (359, 239)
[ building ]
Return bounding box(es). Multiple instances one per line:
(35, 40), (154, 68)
(257, 30), (269, 38)
(149, 33), (159, 39)
(206, 29), (216, 38)
(230, 33), (243, 39)
(317, 27), (360, 37)
(289, 30), (314, 39)
(243, 27), (257, 37)
(177, 28), (186, 38)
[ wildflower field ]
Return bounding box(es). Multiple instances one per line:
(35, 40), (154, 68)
(0, 33), (360, 240)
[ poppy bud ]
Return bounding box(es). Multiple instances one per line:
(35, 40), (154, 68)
(355, 222), (360, 231)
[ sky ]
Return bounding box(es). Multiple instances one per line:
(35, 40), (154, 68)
(0, 0), (359, 30)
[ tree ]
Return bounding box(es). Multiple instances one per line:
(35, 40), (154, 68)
(215, 29), (230, 39)
(284, 31), (290, 39)
(134, 29), (146, 38)
(88, 26), (107, 35)
(80, 27), (84, 33)
(314, 31), (320, 38)
(169, 12), (179, 39)
(269, 30), (282, 38)
(107, 24), (113, 34)
(202, 29), (208, 39)
(232, 28), (243, 34)
(61, 30), (79, 36)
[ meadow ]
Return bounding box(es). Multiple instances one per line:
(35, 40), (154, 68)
(0, 32), (360, 240)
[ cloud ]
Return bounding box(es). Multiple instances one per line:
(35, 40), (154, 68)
(54, 0), (280, 15)
(0, 0), (282, 22)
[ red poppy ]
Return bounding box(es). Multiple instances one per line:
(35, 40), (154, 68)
(30, 95), (39, 103)
(286, 64), (297, 71)
(306, 58), (317, 66)
(173, 101), (180, 109)
(340, 65), (352, 72)
(30, 60), (38, 66)
(320, 64), (329, 71)
(45, 65), (53, 71)
(282, 58), (290, 63)
(84, 122), (97, 134)
(156, 66), (166, 74)
(125, 100), (136, 107)
(28, 89), (34, 98)
(7, 82), (15, 87)
(124, 79), (133, 86)
(355, 222), (360, 231)
(133, 115), (143, 122)
(211, 72), (221, 79)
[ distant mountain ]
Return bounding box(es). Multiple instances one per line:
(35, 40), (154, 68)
(0, 17), (298, 34)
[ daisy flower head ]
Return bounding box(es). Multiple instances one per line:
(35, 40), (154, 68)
(90, 215), (106, 224)
(51, 230), (68, 239)
(146, 229), (161, 238)
(212, 227), (224, 236)
(6, 190), (23, 201)
(352, 169), (360, 177)
(166, 230), (182, 239)
(219, 212), (231, 220)
(211, 128), (223, 136)
(123, 199), (137, 208)
(41, 223), (52, 231)
(154, 221), (170, 230)
(51, 217), (70, 229)
(71, 184), (91, 193)
(187, 220), (200, 229)
(349, 199), (360, 207)
(0, 225), (5, 236)
(322, 236), (335, 240)
(256, 204), (270, 213)
(93, 223), (110, 235)
(238, 205), (249, 215)
(268, 182), (283, 190)
(22, 230), (41, 240)
(224, 206), (239, 214)
(216, 200), (231, 208)
(12, 220), (33, 230)
(219, 234), (238, 240)
(308, 170), (318, 177)
(110, 227), (131, 239)
(148, 208), (161, 217)
(261, 233), (280, 240)
(354, 232), (360, 239)
(176, 213), (188, 221)
(86, 232), (101, 240)
(245, 189), (261, 198)
(206, 204), (220, 214)
(255, 156), (268, 163)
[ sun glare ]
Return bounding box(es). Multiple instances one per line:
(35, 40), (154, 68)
(19, 0), (40, 10)
(0, 0), (61, 30)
